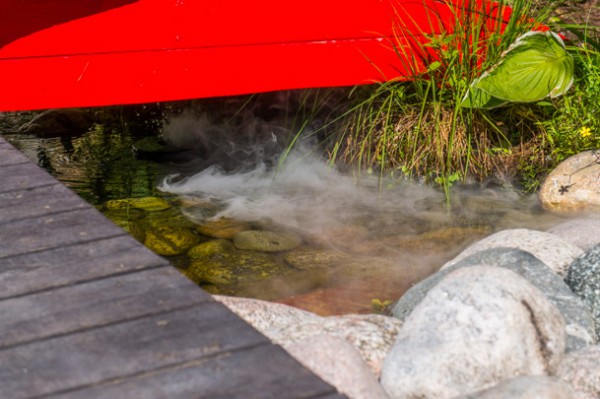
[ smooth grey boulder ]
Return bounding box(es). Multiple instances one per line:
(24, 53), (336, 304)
(381, 266), (565, 399)
(392, 247), (596, 351)
(440, 228), (583, 276)
(565, 245), (600, 341)
(453, 376), (576, 399)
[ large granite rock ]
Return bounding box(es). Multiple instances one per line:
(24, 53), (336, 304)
(381, 266), (565, 399)
(440, 228), (584, 276)
(285, 335), (390, 399)
(454, 376), (577, 399)
(565, 245), (600, 341)
(214, 295), (402, 377)
(392, 248), (596, 351)
(556, 344), (600, 398)
(539, 150), (600, 212)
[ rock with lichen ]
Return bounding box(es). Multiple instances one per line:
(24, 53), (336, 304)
(106, 196), (171, 212)
(144, 226), (199, 256)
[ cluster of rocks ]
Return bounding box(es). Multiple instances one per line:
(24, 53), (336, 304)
(212, 150), (600, 399)
(217, 224), (600, 399)
(102, 196), (306, 290)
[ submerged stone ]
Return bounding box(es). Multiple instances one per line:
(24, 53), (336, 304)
(187, 239), (234, 260)
(110, 219), (146, 243)
(383, 225), (491, 253)
(140, 207), (197, 229)
(103, 208), (144, 221)
(233, 230), (301, 252)
(183, 247), (289, 285)
(106, 196), (171, 212)
(284, 248), (348, 270)
(144, 226), (200, 256)
(196, 217), (252, 239)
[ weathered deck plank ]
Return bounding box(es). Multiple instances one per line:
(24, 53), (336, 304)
(0, 136), (344, 398)
(0, 139), (31, 166)
(0, 182), (87, 224)
(0, 266), (209, 348)
(0, 207), (126, 259)
(0, 162), (57, 193)
(0, 305), (269, 399)
(42, 345), (338, 399)
(0, 234), (168, 300)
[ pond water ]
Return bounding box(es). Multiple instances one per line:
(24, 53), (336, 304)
(0, 95), (574, 316)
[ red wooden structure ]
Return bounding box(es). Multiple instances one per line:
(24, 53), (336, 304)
(0, 0), (507, 111)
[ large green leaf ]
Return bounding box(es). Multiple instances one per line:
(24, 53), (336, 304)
(460, 86), (508, 109)
(461, 31), (574, 108)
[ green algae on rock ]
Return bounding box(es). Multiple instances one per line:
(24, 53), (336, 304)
(182, 248), (290, 285)
(233, 230), (302, 252)
(111, 219), (146, 243)
(106, 196), (171, 212)
(188, 239), (235, 260)
(144, 226), (200, 256)
(140, 207), (197, 229)
(103, 208), (145, 221)
(284, 248), (348, 270)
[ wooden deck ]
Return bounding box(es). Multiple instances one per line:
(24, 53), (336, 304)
(0, 136), (346, 399)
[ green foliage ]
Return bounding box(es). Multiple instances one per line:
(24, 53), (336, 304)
(462, 31), (574, 108)
(322, 0), (600, 193)
(327, 0), (550, 192)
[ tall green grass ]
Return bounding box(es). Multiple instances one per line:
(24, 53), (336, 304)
(325, 0), (559, 194)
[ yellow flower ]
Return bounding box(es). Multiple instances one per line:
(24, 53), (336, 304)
(579, 126), (592, 138)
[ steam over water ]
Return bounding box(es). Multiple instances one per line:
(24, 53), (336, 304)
(156, 100), (570, 314)
(0, 95), (576, 314)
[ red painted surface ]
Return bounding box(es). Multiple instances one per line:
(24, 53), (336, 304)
(0, 0), (510, 111)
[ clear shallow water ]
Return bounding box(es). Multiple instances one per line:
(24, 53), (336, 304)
(0, 101), (577, 315)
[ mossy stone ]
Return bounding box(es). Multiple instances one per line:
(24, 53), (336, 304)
(144, 226), (200, 256)
(188, 239), (235, 260)
(233, 230), (301, 252)
(110, 219), (146, 242)
(141, 207), (196, 229)
(196, 217), (251, 239)
(183, 248), (289, 285)
(103, 208), (144, 221)
(284, 248), (348, 270)
(106, 196), (171, 212)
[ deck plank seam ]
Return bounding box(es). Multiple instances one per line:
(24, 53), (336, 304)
(28, 341), (281, 399)
(0, 231), (129, 261)
(0, 181), (60, 194)
(0, 299), (215, 353)
(0, 197), (93, 225)
(0, 261), (172, 302)
(0, 159), (32, 167)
